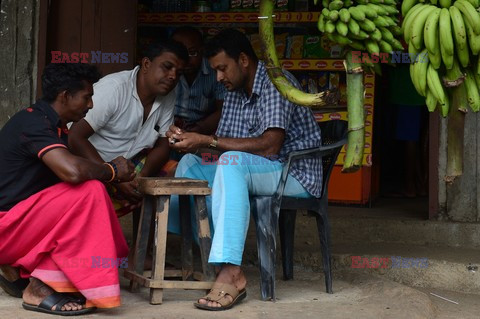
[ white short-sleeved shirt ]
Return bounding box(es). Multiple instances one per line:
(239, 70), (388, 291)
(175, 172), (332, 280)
(85, 66), (175, 162)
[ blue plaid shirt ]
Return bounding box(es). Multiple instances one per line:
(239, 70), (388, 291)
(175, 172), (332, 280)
(216, 62), (323, 197)
(175, 58), (226, 124)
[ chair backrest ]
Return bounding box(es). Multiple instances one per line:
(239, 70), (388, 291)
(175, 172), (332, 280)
(318, 120), (348, 198)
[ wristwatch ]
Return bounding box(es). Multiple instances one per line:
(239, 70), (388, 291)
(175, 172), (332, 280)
(209, 135), (218, 148)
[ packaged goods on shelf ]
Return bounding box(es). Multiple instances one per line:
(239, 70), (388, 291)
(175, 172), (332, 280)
(303, 35), (330, 59)
(212, 0), (230, 11)
(296, 73), (309, 93)
(249, 31), (287, 59)
(329, 72), (340, 90)
(294, 72), (322, 95)
(307, 72), (319, 94)
(295, 0), (309, 11)
(274, 33), (288, 59)
(330, 44), (344, 58)
(276, 0), (293, 11)
(193, 1), (211, 12)
(285, 35), (304, 59)
(230, 0), (258, 11)
(317, 71), (329, 91)
(249, 33), (263, 58)
(230, 0), (242, 11)
(151, 0), (192, 12)
(242, 0), (254, 10)
(338, 81), (347, 106)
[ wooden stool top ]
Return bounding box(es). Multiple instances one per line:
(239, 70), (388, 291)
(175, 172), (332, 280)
(137, 177), (211, 196)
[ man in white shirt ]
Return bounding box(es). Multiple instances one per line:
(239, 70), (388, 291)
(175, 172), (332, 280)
(69, 40), (188, 213)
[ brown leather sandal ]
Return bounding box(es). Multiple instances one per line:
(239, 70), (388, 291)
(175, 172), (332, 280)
(194, 283), (247, 311)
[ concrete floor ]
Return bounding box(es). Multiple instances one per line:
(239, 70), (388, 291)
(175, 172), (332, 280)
(1, 266), (479, 319)
(1, 196), (479, 318)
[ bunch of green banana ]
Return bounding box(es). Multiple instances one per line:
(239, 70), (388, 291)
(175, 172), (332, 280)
(317, 0), (402, 72)
(402, 0), (480, 116)
(316, 0), (404, 170)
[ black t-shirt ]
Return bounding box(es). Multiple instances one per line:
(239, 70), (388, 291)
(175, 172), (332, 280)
(0, 100), (68, 211)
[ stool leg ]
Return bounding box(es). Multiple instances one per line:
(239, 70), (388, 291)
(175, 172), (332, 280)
(132, 206), (141, 247)
(193, 195), (215, 281)
(150, 195), (169, 304)
(180, 195), (194, 280)
(129, 196), (154, 292)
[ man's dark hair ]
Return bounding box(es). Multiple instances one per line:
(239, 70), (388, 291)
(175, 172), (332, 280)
(41, 63), (101, 103)
(204, 28), (258, 62)
(143, 39), (189, 64)
(171, 26), (204, 44)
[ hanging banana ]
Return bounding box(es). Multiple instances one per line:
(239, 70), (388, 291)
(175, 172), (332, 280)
(258, 0), (327, 107)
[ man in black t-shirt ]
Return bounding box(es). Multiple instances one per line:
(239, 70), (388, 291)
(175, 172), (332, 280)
(0, 63), (135, 316)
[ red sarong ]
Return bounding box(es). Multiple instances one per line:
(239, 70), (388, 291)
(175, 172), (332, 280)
(0, 180), (128, 308)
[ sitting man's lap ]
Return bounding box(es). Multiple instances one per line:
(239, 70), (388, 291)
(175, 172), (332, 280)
(167, 151), (311, 238)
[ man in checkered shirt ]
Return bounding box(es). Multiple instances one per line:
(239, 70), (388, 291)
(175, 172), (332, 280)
(167, 28), (322, 311)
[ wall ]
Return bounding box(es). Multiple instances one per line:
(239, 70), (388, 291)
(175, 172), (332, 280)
(0, 0), (38, 127)
(437, 112), (480, 222)
(45, 0), (136, 78)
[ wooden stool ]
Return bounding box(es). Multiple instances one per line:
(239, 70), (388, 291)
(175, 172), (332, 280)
(124, 177), (215, 304)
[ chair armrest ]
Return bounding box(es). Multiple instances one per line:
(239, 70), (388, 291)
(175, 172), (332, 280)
(287, 138), (347, 162)
(272, 137), (347, 203)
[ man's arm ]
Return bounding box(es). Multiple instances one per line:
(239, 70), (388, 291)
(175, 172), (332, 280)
(167, 126), (285, 158)
(138, 137), (171, 177)
(42, 148), (135, 184)
(68, 119), (104, 163)
(68, 120), (143, 204)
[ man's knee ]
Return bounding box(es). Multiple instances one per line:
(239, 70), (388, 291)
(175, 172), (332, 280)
(175, 153), (202, 177)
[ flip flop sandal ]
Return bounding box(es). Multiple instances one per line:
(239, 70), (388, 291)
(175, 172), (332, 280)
(22, 292), (96, 316)
(194, 283), (247, 311)
(0, 274), (29, 298)
(66, 293), (86, 304)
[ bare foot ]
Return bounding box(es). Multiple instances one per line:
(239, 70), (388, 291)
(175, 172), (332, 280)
(23, 278), (84, 312)
(197, 264), (247, 309)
